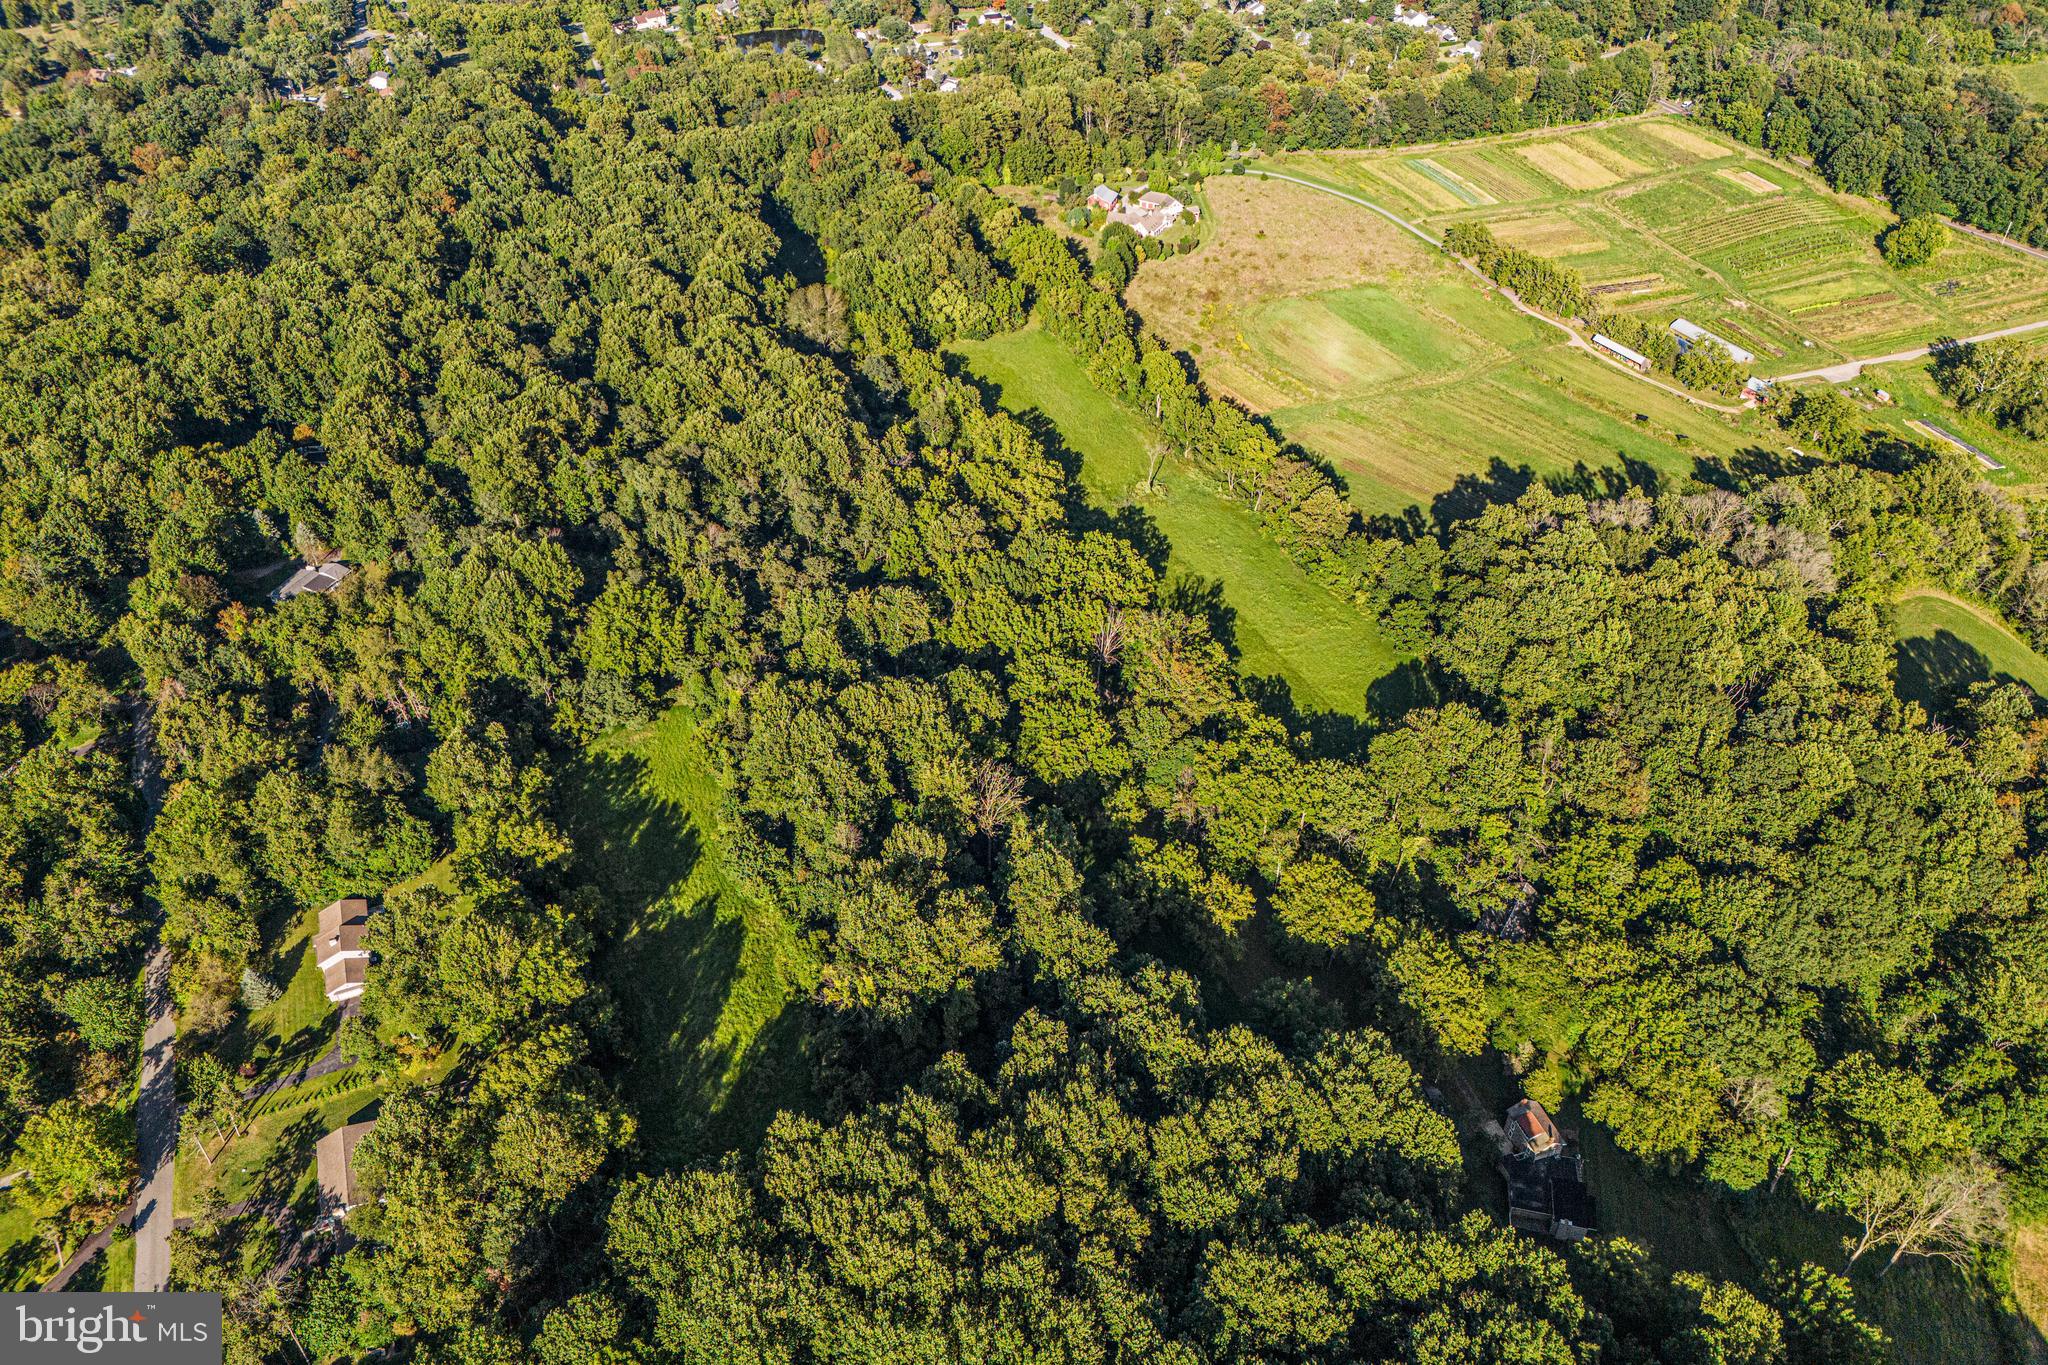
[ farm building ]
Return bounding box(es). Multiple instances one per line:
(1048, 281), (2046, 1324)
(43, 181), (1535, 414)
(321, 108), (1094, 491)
(1088, 184), (1121, 211)
(1591, 334), (1650, 372)
(1670, 318), (1754, 366)
(318, 896), (373, 1005)
(316, 1120), (376, 1218)
(272, 559), (352, 603)
(1743, 376), (1774, 404)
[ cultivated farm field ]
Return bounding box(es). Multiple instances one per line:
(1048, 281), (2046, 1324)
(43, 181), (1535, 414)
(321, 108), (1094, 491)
(1127, 175), (1766, 518)
(1268, 117), (2048, 365)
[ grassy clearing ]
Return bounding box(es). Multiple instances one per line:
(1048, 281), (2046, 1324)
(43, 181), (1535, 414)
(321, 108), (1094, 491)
(950, 325), (1405, 716)
(1976, 59), (2048, 106)
(1265, 117), (2048, 362)
(563, 704), (820, 1163)
(1895, 589), (2048, 714)
(0, 1184), (45, 1290)
(1814, 348), (2048, 488)
(1128, 175), (1766, 519)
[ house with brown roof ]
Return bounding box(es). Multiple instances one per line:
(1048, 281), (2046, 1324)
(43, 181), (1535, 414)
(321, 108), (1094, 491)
(1506, 1098), (1560, 1158)
(315, 1120), (376, 1217)
(318, 897), (372, 1005)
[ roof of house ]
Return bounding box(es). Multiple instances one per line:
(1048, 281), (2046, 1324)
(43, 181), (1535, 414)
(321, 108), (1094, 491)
(1507, 1098), (1559, 1148)
(319, 896), (371, 942)
(1136, 190), (1181, 210)
(1089, 183), (1119, 201)
(1550, 1169), (1595, 1229)
(273, 560), (352, 602)
(316, 1120), (376, 1212)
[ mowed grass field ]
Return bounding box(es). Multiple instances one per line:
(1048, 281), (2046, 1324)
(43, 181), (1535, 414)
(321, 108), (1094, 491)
(1127, 175), (1765, 518)
(1894, 588), (2048, 715)
(1266, 117), (2048, 364)
(950, 326), (1404, 716)
(564, 703), (821, 1162)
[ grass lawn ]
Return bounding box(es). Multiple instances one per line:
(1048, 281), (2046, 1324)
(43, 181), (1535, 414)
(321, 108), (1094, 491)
(1822, 347), (2048, 489)
(1263, 117), (2048, 364)
(235, 903), (341, 1083)
(1894, 588), (2048, 715)
(950, 325), (1406, 718)
(0, 1185), (47, 1290)
(70, 1230), (134, 1293)
(562, 704), (820, 1162)
(1127, 175), (1768, 521)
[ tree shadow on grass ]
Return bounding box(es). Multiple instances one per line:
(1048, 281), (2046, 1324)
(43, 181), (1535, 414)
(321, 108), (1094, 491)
(0, 1227), (44, 1292)
(563, 746), (819, 1166)
(1895, 630), (2000, 721)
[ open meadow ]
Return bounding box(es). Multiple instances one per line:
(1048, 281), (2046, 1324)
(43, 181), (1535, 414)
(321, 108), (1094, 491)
(950, 326), (1405, 718)
(1266, 118), (2048, 365)
(1126, 174), (1771, 519)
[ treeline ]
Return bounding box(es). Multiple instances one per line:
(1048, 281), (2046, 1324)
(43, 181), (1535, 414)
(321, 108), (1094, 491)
(1442, 220), (1593, 318)
(1678, 27), (2048, 246)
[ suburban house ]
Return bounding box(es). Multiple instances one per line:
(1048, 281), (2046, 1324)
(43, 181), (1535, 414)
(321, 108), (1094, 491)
(1393, 6), (1434, 27)
(936, 74), (960, 92)
(1591, 333), (1651, 372)
(366, 70), (391, 92)
(1670, 317), (1755, 365)
(315, 1120), (376, 1218)
(1500, 1099), (1595, 1242)
(1506, 1098), (1560, 1158)
(1447, 38), (1482, 59)
(271, 560), (352, 603)
(1088, 184), (1121, 211)
(1110, 190), (1186, 238)
(318, 896), (372, 1005)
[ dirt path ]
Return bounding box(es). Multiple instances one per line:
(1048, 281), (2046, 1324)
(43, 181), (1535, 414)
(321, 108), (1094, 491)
(1246, 170), (1749, 416)
(1769, 319), (2048, 384)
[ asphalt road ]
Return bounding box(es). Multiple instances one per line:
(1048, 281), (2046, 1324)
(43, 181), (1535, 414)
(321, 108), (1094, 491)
(131, 944), (176, 1293)
(1767, 318), (2048, 384)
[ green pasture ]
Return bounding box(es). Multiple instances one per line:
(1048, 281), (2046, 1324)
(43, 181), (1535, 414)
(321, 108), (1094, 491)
(1267, 118), (2048, 364)
(950, 326), (1404, 718)
(563, 704), (821, 1162)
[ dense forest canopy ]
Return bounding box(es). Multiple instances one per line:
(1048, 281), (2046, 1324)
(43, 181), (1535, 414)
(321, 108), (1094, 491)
(1, 0), (2047, 1359)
